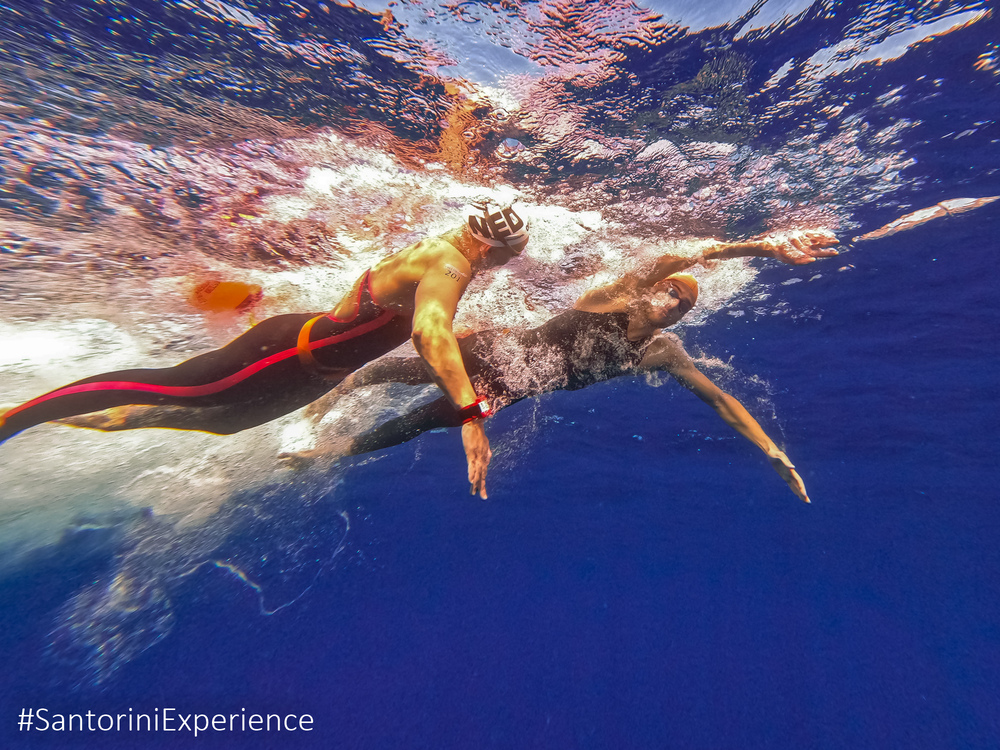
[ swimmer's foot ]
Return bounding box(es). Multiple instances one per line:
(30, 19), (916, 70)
(55, 405), (189, 432)
(277, 449), (322, 471)
(56, 406), (147, 431)
(278, 436), (355, 470)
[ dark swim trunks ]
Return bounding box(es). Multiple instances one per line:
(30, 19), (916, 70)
(0, 270), (413, 443)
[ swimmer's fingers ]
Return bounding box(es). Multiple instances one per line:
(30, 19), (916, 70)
(279, 437), (353, 469)
(802, 228), (841, 249)
(785, 466), (811, 504)
(759, 234), (814, 265)
(462, 421), (492, 500)
(768, 452), (811, 504)
(795, 230), (841, 258)
(769, 231), (840, 265)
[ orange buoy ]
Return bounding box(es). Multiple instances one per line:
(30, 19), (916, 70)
(190, 279), (263, 313)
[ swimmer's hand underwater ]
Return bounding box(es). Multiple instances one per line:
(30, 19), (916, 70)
(277, 448), (325, 471)
(767, 449), (810, 504)
(702, 229), (840, 266)
(763, 229), (840, 265)
(463, 420), (492, 499)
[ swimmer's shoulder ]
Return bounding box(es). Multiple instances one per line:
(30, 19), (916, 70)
(376, 234), (469, 278)
(368, 236), (471, 309)
(638, 332), (692, 371)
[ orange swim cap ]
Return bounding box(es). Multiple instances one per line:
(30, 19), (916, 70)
(655, 272), (698, 313)
(667, 272), (698, 299)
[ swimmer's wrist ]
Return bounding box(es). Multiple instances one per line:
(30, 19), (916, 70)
(704, 240), (771, 261)
(767, 450), (793, 468)
(457, 397), (492, 424)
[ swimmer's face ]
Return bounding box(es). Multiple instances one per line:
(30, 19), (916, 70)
(643, 280), (692, 328)
(482, 235), (528, 268)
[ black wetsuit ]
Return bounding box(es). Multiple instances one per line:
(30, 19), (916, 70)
(0, 271), (413, 444)
(352, 309), (653, 454)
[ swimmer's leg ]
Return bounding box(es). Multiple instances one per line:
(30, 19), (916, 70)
(304, 356), (433, 423)
(54, 404), (255, 435)
(349, 397), (462, 455)
(280, 396), (461, 469)
(347, 388), (521, 457)
(0, 313), (325, 444)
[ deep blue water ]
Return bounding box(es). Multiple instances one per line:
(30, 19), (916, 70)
(3, 0), (1000, 747)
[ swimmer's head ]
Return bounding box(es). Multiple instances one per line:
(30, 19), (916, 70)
(645, 272), (698, 327)
(464, 201), (529, 260)
(658, 272), (698, 313)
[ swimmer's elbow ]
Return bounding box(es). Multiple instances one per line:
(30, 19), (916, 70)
(410, 325), (447, 357)
(697, 387), (732, 411)
(410, 326), (428, 351)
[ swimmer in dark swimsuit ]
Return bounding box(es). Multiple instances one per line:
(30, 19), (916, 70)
(283, 229), (840, 503)
(1, 201), (531, 498)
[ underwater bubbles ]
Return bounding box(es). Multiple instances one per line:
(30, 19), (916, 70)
(45, 482), (350, 687)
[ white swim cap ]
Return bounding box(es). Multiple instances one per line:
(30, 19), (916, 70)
(465, 201), (529, 251)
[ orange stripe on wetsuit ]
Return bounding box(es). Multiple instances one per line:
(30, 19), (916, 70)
(297, 269), (400, 377)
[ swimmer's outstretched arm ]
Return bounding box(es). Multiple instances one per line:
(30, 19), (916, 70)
(700, 229), (840, 266)
(647, 229), (840, 283)
(638, 334), (811, 504)
(581, 230), (840, 306)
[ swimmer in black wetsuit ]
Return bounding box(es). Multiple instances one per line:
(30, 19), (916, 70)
(2, 270), (412, 438)
(283, 229), (840, 503)
(1, 201), (531, 498)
